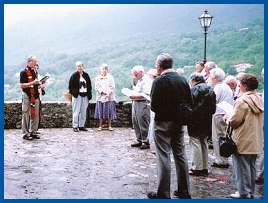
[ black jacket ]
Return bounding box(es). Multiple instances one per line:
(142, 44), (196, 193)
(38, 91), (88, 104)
(20, 67), (39, 99)
(187, 82), (216, 138)
(151, 71), (192, 122)
(68, 71), (92, 100)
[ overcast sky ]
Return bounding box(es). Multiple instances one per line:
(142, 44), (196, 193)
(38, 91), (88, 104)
(4, 4), (113, 29)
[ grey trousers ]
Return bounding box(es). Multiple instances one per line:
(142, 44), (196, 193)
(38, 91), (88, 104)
(233, 154), (257, 196)
(21, 93), (40, 134)
(132, 101), (150, 143)
(72, 95), (89, 128)
(212, 114), (229, 165)
(189, 136), (208, 170)
(154, 121), (190, 198)
(148, 111), (155, 143)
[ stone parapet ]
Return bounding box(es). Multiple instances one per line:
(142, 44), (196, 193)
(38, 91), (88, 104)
(4, 101), (133, 129)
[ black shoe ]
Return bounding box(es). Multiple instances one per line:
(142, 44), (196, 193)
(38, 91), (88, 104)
(207, 139), (213, 149)
(73, 128), (79, 132)
(173, 191), (191, 199)
(140, 143), (150, 150)
(131, 142), (142, 147)
(23, 134), (34, 140)
(202, 169), (209, 175)
(31, 133), (40, 139)
(79, 127), (88, 131)
(147, 191), (170, 199)
(208, 144), (214, 150)
(189, 169), (208, 176)
(211, 162), (229, 169)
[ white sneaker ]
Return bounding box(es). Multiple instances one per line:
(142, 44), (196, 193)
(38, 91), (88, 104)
(230, 191), (240, 198)
(230, 191), (252, 199)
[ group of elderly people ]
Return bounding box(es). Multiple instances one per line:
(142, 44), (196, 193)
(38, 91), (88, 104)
(128, 55), (264, 199)
(20, 54), (264, 199)
(192, 61), (264, 198)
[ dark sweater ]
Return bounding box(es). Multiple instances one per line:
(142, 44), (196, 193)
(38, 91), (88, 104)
(20, 67), (39, 99)
(187, 82), (216, 138)
(68, 71), (92, 100)
(150, 71), (192, 122)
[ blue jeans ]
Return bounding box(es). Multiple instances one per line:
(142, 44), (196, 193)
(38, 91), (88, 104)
(232, 153), (257, 196)
(72, 95), (89, 128)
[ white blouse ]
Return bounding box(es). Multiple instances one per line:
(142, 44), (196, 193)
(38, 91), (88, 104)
(95, 74), (116, 102)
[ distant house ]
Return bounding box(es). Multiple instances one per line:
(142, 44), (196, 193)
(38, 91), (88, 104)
(239, 27), (249, 32)
(233, 63), (254, 72)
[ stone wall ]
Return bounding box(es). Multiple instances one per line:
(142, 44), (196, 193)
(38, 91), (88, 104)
(4, 101), (133, 129)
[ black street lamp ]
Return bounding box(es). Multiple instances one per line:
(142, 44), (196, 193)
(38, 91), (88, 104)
(199, 9), (213, 64)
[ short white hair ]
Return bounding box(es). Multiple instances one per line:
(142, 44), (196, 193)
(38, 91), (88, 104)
(75, 61), (83, 66)
(224, 75), (236, 84)
(210, 67), (226, 82)
(131, 65), (144, 74)
(100, 63), (109, 71)
(27, 55), (37, 62)
(205, 61), (217, 70)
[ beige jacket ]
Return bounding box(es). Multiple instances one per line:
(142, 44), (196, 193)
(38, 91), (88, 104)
(230, 91), (264, 154)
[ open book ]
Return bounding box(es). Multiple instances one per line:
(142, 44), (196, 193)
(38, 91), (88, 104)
(217, 101), (234, 117)
(40, 75), (49, 83)
(121, 88), (151, 101)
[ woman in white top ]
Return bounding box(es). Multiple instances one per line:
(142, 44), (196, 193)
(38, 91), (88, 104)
(94, 64), (117, 131)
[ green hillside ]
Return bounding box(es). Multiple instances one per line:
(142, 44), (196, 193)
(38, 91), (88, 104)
(4, 5), (264, 102)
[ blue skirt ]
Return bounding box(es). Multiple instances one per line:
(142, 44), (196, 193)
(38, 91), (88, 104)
(94, 101), (117, 120)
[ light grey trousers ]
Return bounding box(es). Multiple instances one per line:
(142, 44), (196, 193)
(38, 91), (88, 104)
(72, 95), (89, 128)
(21, 92), (40, 135)
(257, 155), (264, 178)
(132, 101), (150, 143)
(154, 121), (190, 198)
(147, 111), (155, 143)
(189, 136), (208, 170)
(233, 154), (257, 196)
(212, 114), (229, 165)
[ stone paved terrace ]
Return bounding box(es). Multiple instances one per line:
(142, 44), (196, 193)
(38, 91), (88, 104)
(4, 128), (264, 199)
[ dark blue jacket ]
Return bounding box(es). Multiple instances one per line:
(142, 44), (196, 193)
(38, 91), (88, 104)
(150, 71), (192, 122)
(187, 81), (216, 138)
(68, 71), (92, 100)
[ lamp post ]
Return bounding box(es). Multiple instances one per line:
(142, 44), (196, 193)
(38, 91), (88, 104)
(199, 9), (213, 64)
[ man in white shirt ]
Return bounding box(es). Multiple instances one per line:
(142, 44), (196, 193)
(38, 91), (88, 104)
(129, 65), (151, 150)
(210, 67), (234, 168)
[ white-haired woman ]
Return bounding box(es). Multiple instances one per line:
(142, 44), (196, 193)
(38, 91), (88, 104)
(94, 64), (117, 131)
(69, 61), (92, 132)
(210, 67), (234, 168)
(224, 75), (238, 98)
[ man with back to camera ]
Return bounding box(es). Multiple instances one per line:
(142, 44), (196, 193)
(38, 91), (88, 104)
(147, 53), (192, 199)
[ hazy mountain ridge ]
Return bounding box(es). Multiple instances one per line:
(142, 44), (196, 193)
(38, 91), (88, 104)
(4, 4), (264, 101)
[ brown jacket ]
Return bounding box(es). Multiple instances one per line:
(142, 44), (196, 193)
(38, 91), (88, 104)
(230, 91), (264, 154)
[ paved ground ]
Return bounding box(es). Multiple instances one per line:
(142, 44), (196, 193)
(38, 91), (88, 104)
(4, 128), (264, 199)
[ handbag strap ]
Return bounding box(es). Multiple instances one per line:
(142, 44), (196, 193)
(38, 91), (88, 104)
(226, 122), (233, 139)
